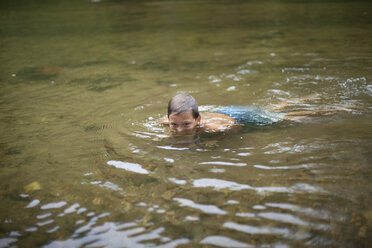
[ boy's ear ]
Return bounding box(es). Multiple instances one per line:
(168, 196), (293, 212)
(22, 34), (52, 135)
(196, 115), (201, 123)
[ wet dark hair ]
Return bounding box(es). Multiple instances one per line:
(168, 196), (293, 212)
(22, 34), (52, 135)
(167, 94), (200, 119)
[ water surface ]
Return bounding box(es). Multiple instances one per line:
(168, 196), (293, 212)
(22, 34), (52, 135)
(0, 0), (371, 247)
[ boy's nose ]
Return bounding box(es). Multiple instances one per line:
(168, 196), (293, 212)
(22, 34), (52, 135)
(176, 126), (184, 132)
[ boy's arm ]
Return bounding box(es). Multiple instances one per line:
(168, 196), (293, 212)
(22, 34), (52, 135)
(269, 93), (321, 112)
(284, 108), (353, 120)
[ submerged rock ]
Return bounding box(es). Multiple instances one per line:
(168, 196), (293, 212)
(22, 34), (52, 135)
(16, 65), (61, 81)
(24, 181), (42, 193)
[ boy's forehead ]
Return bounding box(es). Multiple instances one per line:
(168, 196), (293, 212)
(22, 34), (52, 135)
(169, 110), (194, 119)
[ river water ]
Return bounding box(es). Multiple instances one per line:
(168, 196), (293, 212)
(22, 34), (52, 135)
(0, 0), (371, 247)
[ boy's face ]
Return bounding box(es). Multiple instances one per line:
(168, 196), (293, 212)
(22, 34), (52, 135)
(168, 110), (201, 134)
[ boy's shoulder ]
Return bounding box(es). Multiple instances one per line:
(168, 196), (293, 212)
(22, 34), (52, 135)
(201, 113), (241, 133)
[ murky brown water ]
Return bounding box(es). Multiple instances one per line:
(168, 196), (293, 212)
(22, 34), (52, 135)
(1, 0), (371, 247)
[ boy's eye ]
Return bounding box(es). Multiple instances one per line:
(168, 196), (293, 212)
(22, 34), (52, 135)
(183, 123), (190, 127)
(171, 123), (177, 127)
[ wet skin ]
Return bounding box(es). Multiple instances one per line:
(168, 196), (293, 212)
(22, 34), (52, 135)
(168, 111), (201, 134)
(161, 110), (241, 134)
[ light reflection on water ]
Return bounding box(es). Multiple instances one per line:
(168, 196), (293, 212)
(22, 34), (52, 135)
(1, 0), (372, 247)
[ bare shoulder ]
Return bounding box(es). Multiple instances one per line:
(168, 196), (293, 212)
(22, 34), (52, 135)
(201, 113), (241, 132)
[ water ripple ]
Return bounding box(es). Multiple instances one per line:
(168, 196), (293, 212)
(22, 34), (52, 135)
(37, 213), (52, 219)
(40, 201), (67, 210)
(223, 222), (291, 237)
(201, 235), (251, 248)
(26, 199), (40, 208)
(63, 203), (81, 214)
(254, 163), (316, 170)
(168, 178), (187, 185)
(156, 146), (189, 151)
(258, 212), (309, 226)
(0, 238), (18, 248)
(37, 219), (54, 227)
(200, 161), (247, 166)
(265, 202), (330, 220)
(89, 180), (124, 192)
(173, 197), (227, 215)
(193, 178), (252, 191)
(257, 212), (329, 230)
(192, 178), (326, 194)
(107, 160), (150, 175)
(44, 221), (189, 248)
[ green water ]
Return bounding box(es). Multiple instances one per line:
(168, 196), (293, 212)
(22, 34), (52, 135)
(1, 0), (371, 247)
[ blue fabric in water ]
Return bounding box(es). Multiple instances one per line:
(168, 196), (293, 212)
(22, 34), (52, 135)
(216, 106), (284, 125)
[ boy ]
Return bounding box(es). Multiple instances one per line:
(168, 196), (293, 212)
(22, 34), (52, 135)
(160, 93), (350, 134)
(160, 94), (241, 133)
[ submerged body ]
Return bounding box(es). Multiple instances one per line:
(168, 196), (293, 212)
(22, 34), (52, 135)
(161, 93), (352, 137)
(215, 106), (285, 125)
(161, 106), (286, 134)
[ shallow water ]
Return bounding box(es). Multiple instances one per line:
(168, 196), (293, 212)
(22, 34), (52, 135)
(0, 0), (371, 247)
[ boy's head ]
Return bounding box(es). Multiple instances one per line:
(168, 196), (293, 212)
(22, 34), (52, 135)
(168, 94), (199, 118)
(167, 94), (201, 133)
